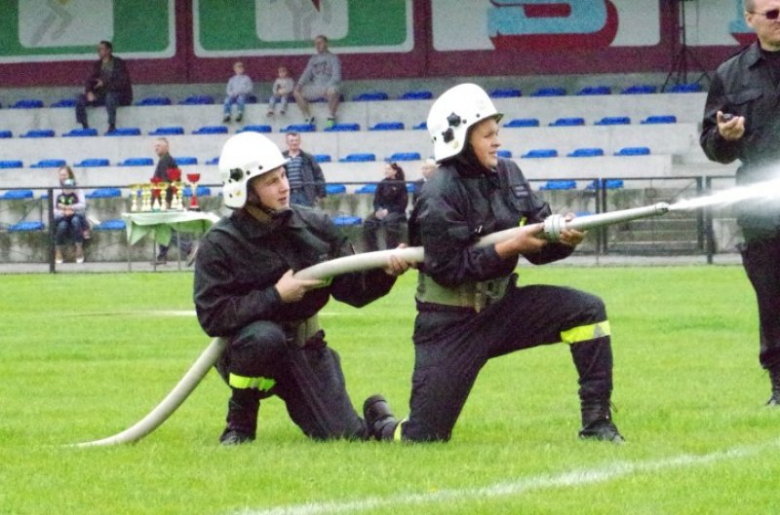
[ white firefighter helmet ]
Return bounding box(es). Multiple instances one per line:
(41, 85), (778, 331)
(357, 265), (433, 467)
(427, 83), (503, 162)
(219, 132), (288, 209)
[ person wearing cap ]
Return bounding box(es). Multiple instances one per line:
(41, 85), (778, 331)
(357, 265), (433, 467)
(193, 132), (411, 445)
(363, 84), (624, 443)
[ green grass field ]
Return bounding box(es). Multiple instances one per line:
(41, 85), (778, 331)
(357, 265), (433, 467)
(2, 266), (779, 515)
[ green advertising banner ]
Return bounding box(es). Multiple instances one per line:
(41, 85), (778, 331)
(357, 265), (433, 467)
(194, 0), (413, 56)
(0, 0), (175, 63)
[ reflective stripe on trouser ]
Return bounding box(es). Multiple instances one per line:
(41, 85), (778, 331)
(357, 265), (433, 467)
(560, 321), (611, 345)
(228, 373), (276, 391)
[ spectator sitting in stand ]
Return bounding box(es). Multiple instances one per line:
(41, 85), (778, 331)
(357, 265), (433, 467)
(363, 162), (408, 251)
(223, 61), (254, 124)
(53, 167), (88, 264)
(75, 40), (133, 134)
(293, 35), (342, 129)
(267, 66), (295, 117)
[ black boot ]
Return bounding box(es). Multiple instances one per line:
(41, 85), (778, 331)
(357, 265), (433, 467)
(570, 337), (623, 442)
(363, 395), (398, 441)
(219, 388), (261, 445)
(579, 402), (624, 443)
(768, 368), (780, 407)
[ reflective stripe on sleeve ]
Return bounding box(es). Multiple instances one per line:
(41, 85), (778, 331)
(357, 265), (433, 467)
(560, 321), (611, 345)
(228, 373), (276, 391)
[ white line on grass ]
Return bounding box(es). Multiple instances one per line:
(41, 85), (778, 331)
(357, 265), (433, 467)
(233, 438), (780, 515)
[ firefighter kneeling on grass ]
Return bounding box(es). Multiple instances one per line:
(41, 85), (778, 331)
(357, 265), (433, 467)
(364, 84), (625, 443)
(193, 132), (410, 445)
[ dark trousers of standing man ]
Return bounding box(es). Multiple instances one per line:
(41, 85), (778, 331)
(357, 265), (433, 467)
(400, 284), (614, 442)
(75, 91), (120, 129)
(740, 235), (780, 372)
(215, 320), (369, 440)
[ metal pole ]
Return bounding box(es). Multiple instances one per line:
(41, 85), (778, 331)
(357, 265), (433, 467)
(47, 188), (55, 274)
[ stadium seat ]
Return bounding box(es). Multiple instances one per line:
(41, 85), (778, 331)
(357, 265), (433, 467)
(568, 148), (605, 157)
(314, 154), (332, 163)
(149, 126), (184, 136)
(11, 99), (44, 109)
(0, 160), (23, 169)
(179, 95), (215, 105)
(521, 149), (558, 158)
(489, 88), (522, 98)
(246, 94), (258, 104)
(412, 121), (427, 130)
(86, 188), (122, 199)
(340, 153), (376, 162)
(63, 128), (98, 137)
(182, 185), (211, 197)
(497, 150), (512, 158)
(94, 219), (127, 231)
(281, 123), (315, 133)
(615, 146), (651, 156)
(205, 157), (220, 165)
(51, 98), (77, 108)
(356, 184), (378, 194)
(504, 118), (540, 128)
(326, 184), (346, 195)
(540, 180), (576, 190)
(387, 152), (421, 162)
(0, 130), (12, 138)
(8, 221), (45, 231)
(531, 87), (566, 97)
(549, 117), (585, 127)
(20, 129), (55, 138)
(175, 157), (198, 165)
(576, 85), (611, 96)
(136, 96), (172, 106)
(119, 157), (154, 167)
(106, 127), (141, 136)
(668, 82), (703, 93)
(353, 92), (389, 101)
(75, 158), (110, 167)
(193, 125), (229, 135)
(238, 125), (272, 133)
(1, 190), (34, 200)
(369, 122), (404, 131)
(595, 116), (631, 125)
(324, 123), (360, 132)
(641, 115), (677, 124)
(621, 84), (657, 95)
(30, 159), (66, 168)
(399, 90), (433, 100)
(586, 179), (624, 190)
(333, 216), (362, 226)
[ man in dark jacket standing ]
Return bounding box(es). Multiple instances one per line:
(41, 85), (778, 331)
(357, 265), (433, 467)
(75, 40), (133, 133)
(700, 0), (780, 406)
(282, 132), (327, 207)
(194, 132), (410, 445)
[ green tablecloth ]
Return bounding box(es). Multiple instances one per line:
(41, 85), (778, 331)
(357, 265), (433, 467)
(122, 211), (221, 246)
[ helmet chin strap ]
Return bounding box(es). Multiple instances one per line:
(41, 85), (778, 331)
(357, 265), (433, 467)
(245, 193), (292, 223)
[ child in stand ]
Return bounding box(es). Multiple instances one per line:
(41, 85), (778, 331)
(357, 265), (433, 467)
(54, 178), (87, 264)
(267, 66), (295, 117)
(223, 61), (254, 123)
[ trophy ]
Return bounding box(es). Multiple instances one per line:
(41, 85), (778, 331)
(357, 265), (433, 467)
(186, 172), (202, 211)
(158, 182), (170, 211)
(141, 184), (152, 212)
(166, 168), (183, 211)
(129, 185), (139, 212)
(150, 177), (163, 211)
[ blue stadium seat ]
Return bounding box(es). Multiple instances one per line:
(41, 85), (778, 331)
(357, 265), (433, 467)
(353, 92), (389, 101)
(497, 150), (512, 158)
(21, 129), (55, 138)
(136, 96), (172, 106)
(63, 128), (98, 137)
(246, 94), (259, 104)
(314, 154), (332, 163)
(193, 125), (229, 135)
(489, 88), (522, 98)
(568, 148), (604, 157)
(340, 153), (376, 162)
(412, 121), (427, 130)
(179, 95), (215, 105)
(238, 125), (272, 133)
(51, 98), (77, 108)
(0, 160), (23, 169)
(669, 83), (703, 93)
(595, 116), (631, 126)
(205, 157), (220, 165)
(86, 188), (122, 199)
(586, 179), (624, 190)
(399, 90), (433, 100)
(387, 152), (421, 162)
(324, 123), (360, 132)
(106, 127), (141, 136)
(1, 190), (34, 200)
(641, 115), (677, 124)
(149, 126), (184, 136)
(550, 117), (585, 127)
(522, 149), (558, 158)
(504, 118), (540, 128)
(11, 99), (44, 109)
(8, 221), (45, 232)
(333, 216), (362, 226)
(540, 180), (577, 190)
(531, 87), (566, 97)
(119, 157), (154, 167)
(31, 159), (66, 168)
(94, 219), (127, 231)
(615, 146), (651, 156)
(576, 86), (611, 96)
(369, 122), (404, 131)
(0, 130), (12, 138)
(175, 157), (198, 165)
(182, 186), (211, 197)
(326, 184), (346, 195)
(356, 184), (378, 194)
(281, 123), (315, 133)
(621, 84), (657, 95)
(75, 158), (110, 167)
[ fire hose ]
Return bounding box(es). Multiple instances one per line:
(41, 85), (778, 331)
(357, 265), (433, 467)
(72, 202), (669, 447)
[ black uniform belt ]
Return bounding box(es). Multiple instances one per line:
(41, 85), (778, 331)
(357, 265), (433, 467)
(283, 315), (321, 348)
(415, 272), (510, 313)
